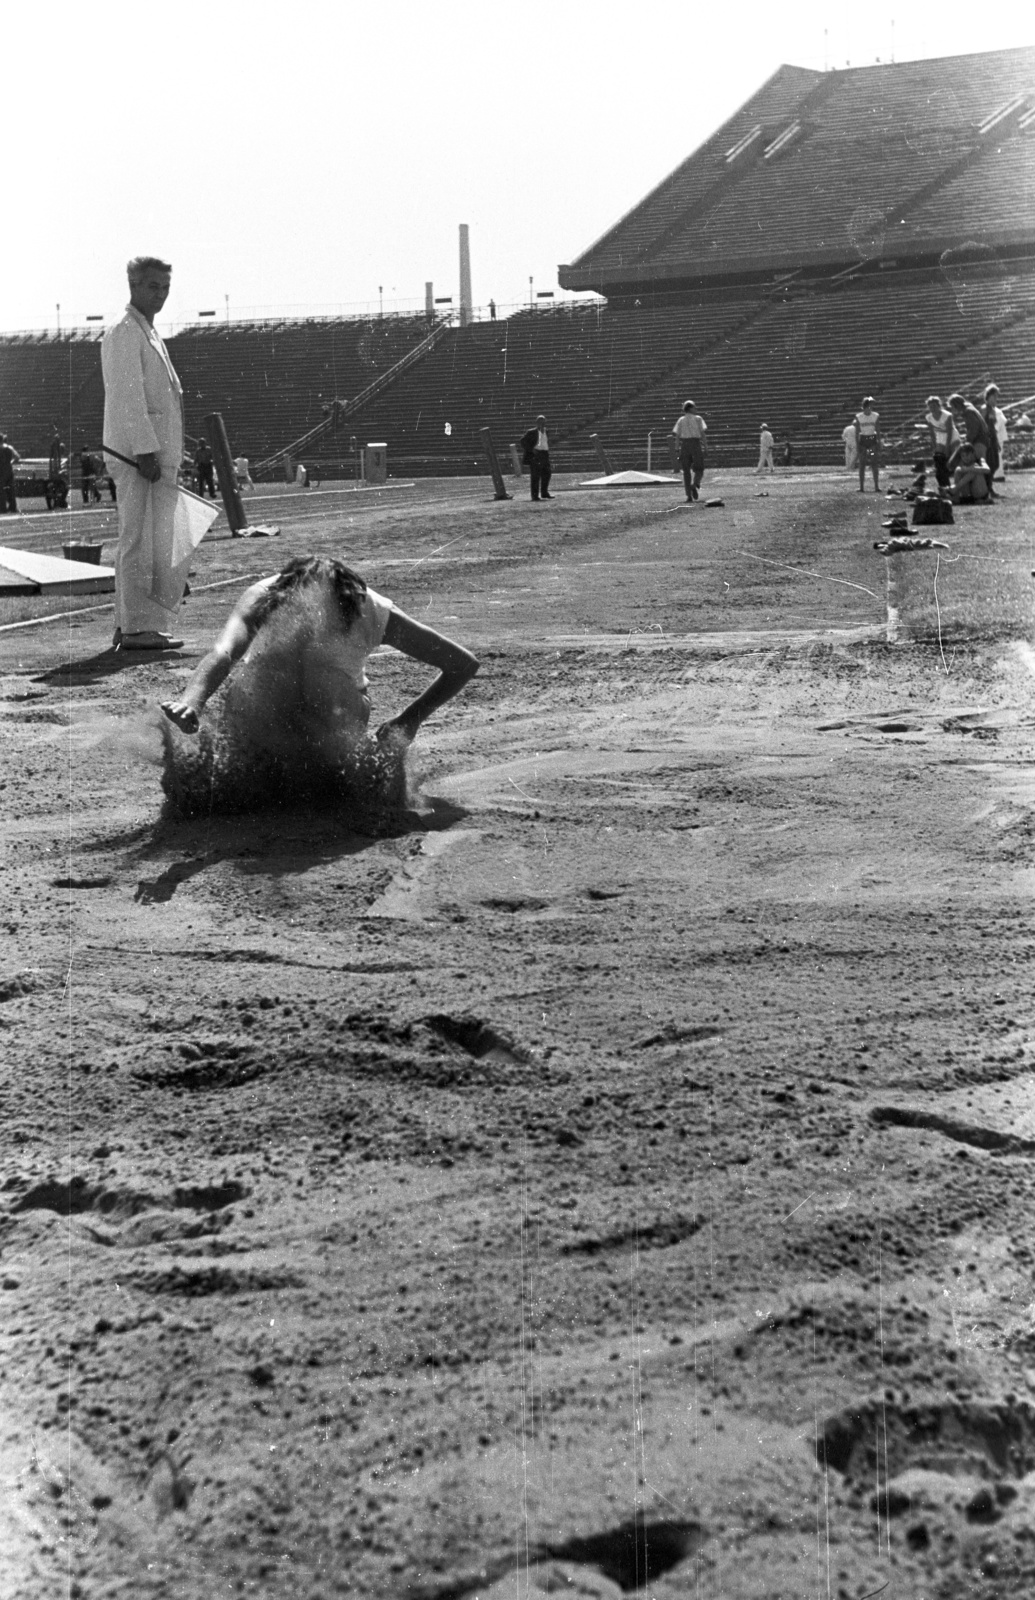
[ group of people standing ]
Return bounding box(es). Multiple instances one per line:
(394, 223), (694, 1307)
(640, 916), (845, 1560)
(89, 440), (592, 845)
(924, 387), (1006, 502)
(841, 387), (1008, 502)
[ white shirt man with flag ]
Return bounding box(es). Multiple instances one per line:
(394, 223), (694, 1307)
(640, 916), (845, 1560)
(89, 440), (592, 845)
(102, 257), (215, 650)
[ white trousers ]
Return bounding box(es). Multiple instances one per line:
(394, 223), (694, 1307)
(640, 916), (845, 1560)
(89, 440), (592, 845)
(110, 463), (184, 634)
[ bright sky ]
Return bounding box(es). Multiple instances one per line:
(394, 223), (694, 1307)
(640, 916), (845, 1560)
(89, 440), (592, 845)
(3, 1), (1031, 334)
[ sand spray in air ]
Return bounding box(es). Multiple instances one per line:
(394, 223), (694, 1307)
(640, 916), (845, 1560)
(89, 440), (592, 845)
(159, 585), (413, 823)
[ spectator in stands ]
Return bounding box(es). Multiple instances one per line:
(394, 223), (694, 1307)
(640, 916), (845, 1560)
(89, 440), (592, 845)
(923, 396), (955, 489)
(0, 434), (20, 513)
(951, 444), (990, 504)
(983, 384), (1008, 484)
(520, 414), (552, 501)
(672, 400), (707, 502)
(489, 299), (497, 321)
(841, 421), (858, 470)
(194, 438), (217, 499)
(947, 393), (992, 497)
(80, 449), (100, 505)
(755, 423), (775, 475)
(102, 255), (185, 651)
(234, 455), (255, 492)
(854, 398), (880, 492)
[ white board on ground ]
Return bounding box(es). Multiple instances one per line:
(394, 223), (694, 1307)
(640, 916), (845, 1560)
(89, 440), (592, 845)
(0, 547), (116, 594)
(577, 470), (683, 489)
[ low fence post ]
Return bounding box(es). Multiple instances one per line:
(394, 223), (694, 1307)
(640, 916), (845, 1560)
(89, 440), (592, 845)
(480, 428), (512, 501)
(590, 433), (613, 476)
(204, 412), (247, 533)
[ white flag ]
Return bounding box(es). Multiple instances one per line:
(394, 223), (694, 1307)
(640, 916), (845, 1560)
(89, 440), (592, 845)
(147, 481), (221, 608)
(170, 485), (221, 566)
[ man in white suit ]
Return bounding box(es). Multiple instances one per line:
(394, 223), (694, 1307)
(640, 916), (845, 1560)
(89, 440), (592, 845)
(102, 256), (185, 650)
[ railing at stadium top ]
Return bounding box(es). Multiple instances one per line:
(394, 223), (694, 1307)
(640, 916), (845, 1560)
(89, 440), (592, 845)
(0, 297), (607, 341)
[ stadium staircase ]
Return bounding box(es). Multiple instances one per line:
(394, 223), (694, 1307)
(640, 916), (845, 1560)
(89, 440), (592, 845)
(252, 314), (454, 476)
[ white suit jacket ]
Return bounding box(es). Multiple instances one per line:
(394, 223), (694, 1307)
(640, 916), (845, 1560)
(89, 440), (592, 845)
(101, 304), (183, 472)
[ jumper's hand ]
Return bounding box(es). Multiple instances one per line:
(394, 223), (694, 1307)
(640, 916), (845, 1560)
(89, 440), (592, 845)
(376, 715), (417, 747)
(160, 700), (200, 734)
(136, 452), (162, 482)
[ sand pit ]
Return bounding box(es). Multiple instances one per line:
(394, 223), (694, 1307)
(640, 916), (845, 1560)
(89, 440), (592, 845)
(3, 469), (1035, 1600)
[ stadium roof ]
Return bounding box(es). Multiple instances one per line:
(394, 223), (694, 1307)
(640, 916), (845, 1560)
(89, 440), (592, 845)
(559, 47), (1035, 297)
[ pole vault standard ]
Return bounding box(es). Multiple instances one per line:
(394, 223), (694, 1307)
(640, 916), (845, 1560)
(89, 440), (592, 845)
(204, 412), (247, 534)
(590, 433), (614, 475)
(479, 428), (512, 501)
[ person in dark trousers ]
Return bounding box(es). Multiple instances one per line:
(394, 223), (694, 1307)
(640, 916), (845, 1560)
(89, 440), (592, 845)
(671, 400), (707, 502)
(80, 449), (100, 504)
(520, 414), (552, 501)
(194, 438), (217, 498)
(0, 434), (20, 513)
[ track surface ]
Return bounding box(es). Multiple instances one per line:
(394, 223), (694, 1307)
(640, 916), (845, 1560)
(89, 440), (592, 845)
(2, 468), (1035, 1600)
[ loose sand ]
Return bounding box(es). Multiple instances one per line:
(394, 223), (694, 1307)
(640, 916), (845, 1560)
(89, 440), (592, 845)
(2, 469), (1034, 1600)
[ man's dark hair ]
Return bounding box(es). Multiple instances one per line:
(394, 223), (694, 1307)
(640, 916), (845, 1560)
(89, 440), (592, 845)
(127, 255), (173, 280)
(253, 556), (367, 629)
(947, 393), (966, 408)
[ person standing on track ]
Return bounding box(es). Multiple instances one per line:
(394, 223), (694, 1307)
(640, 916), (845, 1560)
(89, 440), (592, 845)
(0, 434), (20, 513)
(755, 422), (775, 475)
(672, 400), (707, 502)
(520, 415), (553, 501)
(853, 397), (880, 493)
(101, 255), (185, 651)
(194, 438), (217, 499)
(923, 396), (955, 489)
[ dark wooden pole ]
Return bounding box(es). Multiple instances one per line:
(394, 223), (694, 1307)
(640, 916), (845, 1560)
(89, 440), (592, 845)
(204, 412), (247, 533)
(479, 427), (512, 501)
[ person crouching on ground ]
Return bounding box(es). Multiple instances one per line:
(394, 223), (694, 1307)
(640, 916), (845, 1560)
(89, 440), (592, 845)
(160, 555), (478, 756)
(854, 397), (880, 492)
(672, 400), (707, 502)
(950, 444), (990, 505)
(947, 393), (992, 498)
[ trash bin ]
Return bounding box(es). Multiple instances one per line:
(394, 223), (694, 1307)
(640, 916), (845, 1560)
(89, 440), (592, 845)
(63, 543), (103, 564)
(365, 443), (388, 485)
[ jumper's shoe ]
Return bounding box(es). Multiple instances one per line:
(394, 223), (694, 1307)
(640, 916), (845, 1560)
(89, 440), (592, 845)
(541, 493), (553, 499)
(119, 631), (184, 651)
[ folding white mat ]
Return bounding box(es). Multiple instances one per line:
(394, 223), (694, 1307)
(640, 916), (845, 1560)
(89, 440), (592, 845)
(0, 546), (116, 594)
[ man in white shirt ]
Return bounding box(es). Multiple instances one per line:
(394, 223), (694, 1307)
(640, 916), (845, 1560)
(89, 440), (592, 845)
(519, 415), (552, 501)
(853, 397), (880, 493)
(235, 456), (255, 492)
(672, 400), (707, 502)
(755, 422), (775, 475)
(102, 256), (185, 650)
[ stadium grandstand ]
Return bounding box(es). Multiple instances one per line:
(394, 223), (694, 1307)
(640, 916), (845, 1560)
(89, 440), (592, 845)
(2, 45), (1033, 479)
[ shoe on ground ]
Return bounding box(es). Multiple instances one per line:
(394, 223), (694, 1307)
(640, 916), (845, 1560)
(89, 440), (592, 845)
(541, 493), (553, 499)
(120, 631), (184, 651)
